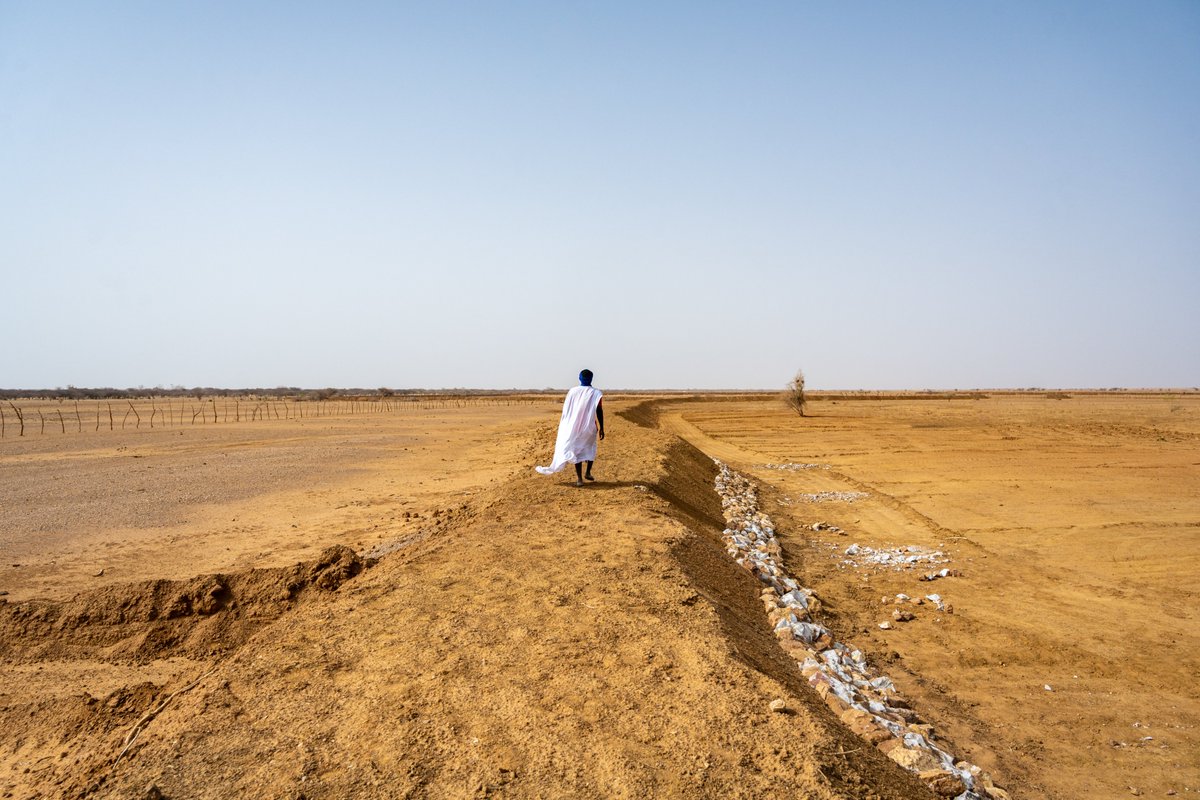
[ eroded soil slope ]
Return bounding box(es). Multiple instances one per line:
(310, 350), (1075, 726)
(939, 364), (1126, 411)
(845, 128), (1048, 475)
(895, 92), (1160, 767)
(657, 394), (1200, 799)
(1, 410), (934, 799)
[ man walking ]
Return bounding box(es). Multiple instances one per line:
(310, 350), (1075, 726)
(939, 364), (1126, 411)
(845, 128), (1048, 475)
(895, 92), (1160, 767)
(536, 369), (605, 486)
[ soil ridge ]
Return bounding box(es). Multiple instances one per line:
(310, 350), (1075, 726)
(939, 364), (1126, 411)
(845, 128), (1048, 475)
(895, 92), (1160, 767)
(3, 416), (935, 799)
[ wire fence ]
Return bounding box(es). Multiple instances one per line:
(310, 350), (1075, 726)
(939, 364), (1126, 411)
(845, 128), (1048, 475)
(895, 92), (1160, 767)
(0, 395), (553, 438)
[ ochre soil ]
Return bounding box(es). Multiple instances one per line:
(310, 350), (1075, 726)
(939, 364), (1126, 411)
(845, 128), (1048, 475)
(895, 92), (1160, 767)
(0, 400), (928, 800)
(656, 393), (1200, 799)
(0, 394), (1195, 798)
(0, 401), (559, 602)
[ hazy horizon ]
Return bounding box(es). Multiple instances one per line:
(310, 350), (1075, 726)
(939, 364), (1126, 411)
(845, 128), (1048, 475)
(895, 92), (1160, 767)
(1, 382), (1195, 394)
(3, 2), (1197, 391)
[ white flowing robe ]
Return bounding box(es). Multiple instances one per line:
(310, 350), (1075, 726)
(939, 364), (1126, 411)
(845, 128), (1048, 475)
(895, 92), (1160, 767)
(535, 385), (603, 475)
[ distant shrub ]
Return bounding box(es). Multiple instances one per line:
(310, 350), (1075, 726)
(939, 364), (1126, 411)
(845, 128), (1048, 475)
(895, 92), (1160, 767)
(783, 370), (807, 417)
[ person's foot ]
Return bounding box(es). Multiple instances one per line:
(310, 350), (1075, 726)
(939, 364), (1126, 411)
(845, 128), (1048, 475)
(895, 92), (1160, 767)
(574, 480), (584, 487)
(585, 473), (595, 481)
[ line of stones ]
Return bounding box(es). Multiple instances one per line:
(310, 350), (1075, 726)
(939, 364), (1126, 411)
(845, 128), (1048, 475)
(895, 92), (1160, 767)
(713, 460), (1011, 800)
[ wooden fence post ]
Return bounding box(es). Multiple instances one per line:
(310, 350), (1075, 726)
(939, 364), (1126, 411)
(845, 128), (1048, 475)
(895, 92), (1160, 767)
(38, 409), (46, 434)
(128, 401), (141, 429)
(9, 404), (23, 436)
(57, 408), (65, 433)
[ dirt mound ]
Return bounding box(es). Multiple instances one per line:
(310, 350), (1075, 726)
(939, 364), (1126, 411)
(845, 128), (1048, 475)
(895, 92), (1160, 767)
(0, 545), (369, 664)
(0, 546), (372, 799)
(2, 414), (944, 800)
(651, 432), (933, 800)
(615, 399), (662, 429)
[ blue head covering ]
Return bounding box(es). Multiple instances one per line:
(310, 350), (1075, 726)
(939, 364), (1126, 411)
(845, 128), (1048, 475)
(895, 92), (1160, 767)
(579, 369), (593, 386)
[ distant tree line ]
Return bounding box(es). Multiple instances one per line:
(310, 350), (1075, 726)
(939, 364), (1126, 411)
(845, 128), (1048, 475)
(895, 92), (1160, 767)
(0, 386), (567, 401)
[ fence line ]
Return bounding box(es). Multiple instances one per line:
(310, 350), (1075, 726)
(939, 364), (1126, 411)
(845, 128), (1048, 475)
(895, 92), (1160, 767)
(0, 396), (552, 438)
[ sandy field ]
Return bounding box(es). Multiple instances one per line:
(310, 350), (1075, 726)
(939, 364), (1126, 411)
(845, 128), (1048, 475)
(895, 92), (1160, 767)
(656, 393), (1200, 798)
(1, 392), (1196, 798)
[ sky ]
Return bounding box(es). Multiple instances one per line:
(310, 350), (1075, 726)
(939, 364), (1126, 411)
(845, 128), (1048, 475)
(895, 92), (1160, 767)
(1, 2), (1197, 390)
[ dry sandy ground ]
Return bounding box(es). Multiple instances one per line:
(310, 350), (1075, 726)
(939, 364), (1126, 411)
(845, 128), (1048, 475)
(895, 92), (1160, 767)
(0, 394), (1196, 798)
(656, 393), (1200, 799)
(0, 401), (557, 602)
(1, 399), (927, 800)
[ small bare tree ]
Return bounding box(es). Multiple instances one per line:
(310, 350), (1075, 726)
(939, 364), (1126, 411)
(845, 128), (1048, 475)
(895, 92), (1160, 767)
(784, 369), (807, 417)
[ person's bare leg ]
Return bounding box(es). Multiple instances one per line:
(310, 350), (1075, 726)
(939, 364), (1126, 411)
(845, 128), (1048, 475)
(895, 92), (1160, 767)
(584, 460), (595, 481)
(574, 462), (584, 487)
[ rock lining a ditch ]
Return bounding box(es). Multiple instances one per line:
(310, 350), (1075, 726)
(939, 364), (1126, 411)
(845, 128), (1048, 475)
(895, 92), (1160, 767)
(713, 459), (1010, 800)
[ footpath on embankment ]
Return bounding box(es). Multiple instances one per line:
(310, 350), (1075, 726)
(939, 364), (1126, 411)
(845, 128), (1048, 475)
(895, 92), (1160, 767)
(2, 407), (941, 799)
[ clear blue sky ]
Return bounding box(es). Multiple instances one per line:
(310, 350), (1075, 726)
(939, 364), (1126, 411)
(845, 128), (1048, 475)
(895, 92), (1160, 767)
(2, 2), (1197, 390)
